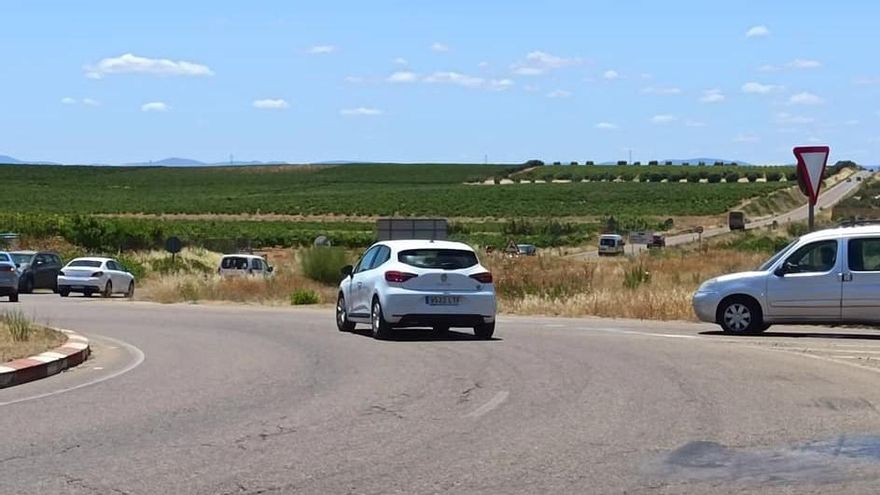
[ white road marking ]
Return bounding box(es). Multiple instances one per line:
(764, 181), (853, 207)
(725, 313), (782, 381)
(0, 334), (145, 408)
(465, 391), (509, 418)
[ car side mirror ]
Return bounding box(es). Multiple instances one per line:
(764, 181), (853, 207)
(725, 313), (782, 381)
(775, 262), (796, 277)
(341, 265), (353, 277)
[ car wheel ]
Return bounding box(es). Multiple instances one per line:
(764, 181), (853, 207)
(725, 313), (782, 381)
(718, 297), (763, 334)
(474, 321), (495, 340)
(9, 292), (19, 303)
(59, 289), (70, 297)
(370, 299), (393, 340)
(102, 281), (113, 298)
(336, 294), (356, 332)
(125, 281), (135, 299)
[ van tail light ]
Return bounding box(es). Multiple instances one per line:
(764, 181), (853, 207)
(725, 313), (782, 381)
(470, 272), (493, 284)
(385, 271), (418, 283)
(91, 271), (104, 277)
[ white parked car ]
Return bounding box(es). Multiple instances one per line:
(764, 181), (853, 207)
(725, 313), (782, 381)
(598, 234), (626, 256)
(57, 257), (135, 298)
(694, 224), (880, 334)
(336, 240), (497, 339)
(217, 254), (274, 277)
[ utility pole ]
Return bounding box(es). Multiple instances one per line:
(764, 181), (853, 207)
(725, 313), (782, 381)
(628, 149), (633, 164)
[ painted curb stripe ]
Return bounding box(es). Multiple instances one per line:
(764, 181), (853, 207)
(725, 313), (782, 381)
(0, 328), (90, 389)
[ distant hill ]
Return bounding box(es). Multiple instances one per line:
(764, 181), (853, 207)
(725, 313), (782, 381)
(0, 154), (60, 165)
(594, 158), (752, 166)
(128, 157), (207, 166)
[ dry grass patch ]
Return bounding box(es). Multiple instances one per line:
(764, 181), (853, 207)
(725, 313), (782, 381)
(0, 310), (66, 363)
(138, 272), (337, 305)
(488, 249), (767, 321)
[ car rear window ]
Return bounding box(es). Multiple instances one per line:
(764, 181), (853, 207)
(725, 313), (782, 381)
(0, 253), (10, 263)
(600, 238), (617, 246)
(221, 256), (249, 269)
(11, 253), (33, 264)
(69, 260), (102, 268)
(398, 249), (478, 270)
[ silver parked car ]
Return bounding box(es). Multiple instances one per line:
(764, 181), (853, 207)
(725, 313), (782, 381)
(0, 251), (20, 302)
(694, 224), (880, 334)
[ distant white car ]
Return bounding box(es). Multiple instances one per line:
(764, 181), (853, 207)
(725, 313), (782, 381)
(0, 251), (20, 302)
(336, 240), (496, 339)
(57, 257), (135, 298)
(217, 254), (274, 277)
(598, 234), (626, 256)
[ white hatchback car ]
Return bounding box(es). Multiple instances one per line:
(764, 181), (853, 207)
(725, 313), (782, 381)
(57, 257), (135, 298)
(336, 240), (497, 339)
(694, 224), (880, 334)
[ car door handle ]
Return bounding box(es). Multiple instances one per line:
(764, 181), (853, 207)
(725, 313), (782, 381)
(356, 282), (363, 288)
(839, 273), (853, 282)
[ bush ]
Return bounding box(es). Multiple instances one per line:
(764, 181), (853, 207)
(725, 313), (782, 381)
(115, 254), (148, 280)
(290, 289), (320, 305)
(747, 173), (759, 183)
(786, 171), (798, 182)
(300, 247), (349, 285)
(524, 159), (544, 167)
(698, 161), (706, 166)
(648, 160), (659, 166)
(633, 161), (642, 166)
(665, 161), (673, 166)
(570, 161), (578, 166)
(555, 172), (573, 181)
(2, 310), (32, 342)
(623, 264), (651, 289)
(685, 173), (701, 183)
(552, 161), (561, 165)
(617, 161), (628, 166)
(766, 171), (783, 182)
(707, 173), (722, 184)
(724, 172), (741, 183)
(585, 161), (595, 166)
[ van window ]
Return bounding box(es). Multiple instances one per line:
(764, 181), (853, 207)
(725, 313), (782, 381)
(398, 249), (478, 269)
(848, 238), (880, 271)
(784, 240), (837, 273)
(599, 238), (618, 247)
(222, 256), (249, 270)
(252, 258), (264, 271)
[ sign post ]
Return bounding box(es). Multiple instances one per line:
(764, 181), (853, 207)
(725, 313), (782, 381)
(793, 146), (830, 232)
(165, 236), (182, 264)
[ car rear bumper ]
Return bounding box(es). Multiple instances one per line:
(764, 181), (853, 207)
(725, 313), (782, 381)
(0, 285), (17, 295)
(57, 276), (103, 292)
(382, 289), (496, 326)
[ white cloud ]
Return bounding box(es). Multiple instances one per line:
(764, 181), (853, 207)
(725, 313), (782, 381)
(546, 89), (572, 98)
(141, 102), (170, 112)
(789, 91), (824, 105)
(746, 25), (770, 38)
(84, 53), (213, 79)
(651, 114), (677, 124)
(431, 42), (449, 52)
(741, 82), (782, 94)
(641, 86), (682, 95)
(340, 107), (382, 116)
(61, 97), (77, 105)
(424, 71), (482, 87)
(733, 133), (760, 143)
(788, 58), (821, 69)
(602, 70), (620, 80)
(595, 122), (618, 130)
(82, 98), (100, 106)
(487, 79), (514, 91)
(387, 71), (419, 83)
(307, 45), (336, 54)
(511, 50), (582, 76)
(393, 57), (408, 65)
(699, 89), (725, 103)
(760, 59), (822, 71)
(775, 112), (815, 125)
(252, 99), (289, 110)
(685, 120), (707, 128)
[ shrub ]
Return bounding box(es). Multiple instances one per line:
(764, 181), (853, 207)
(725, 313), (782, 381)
(585, 161), (595, 166)
(707, 173), (722, 183)
(786, 171), (798, 182)
(570, 161), (578, 166)
(300, 247), (349, 285)
(682, 162), (690, 167)
(724, 172), (741, 183)
(747, 173), (759, 183)
(617, 160), (628, 166)
(766, 171), (783, 182)
(623, 264), (651, 289)
(2, 310), (32, 342)
(685, 173), (701, 183)
(552, 161), (561, 165)
(633, 161), (642, 166)
(524, 159), (544, 167)
(115, 253), (148, 279)
(619, 172), (635, 182)
(713, 161), (724, 167)
(648, 160), (659, 166)
(698, 161), (706, 166)
(290, 289), (320, 305)
(665, 161), (673, 166)
(555, 172), (573, 181)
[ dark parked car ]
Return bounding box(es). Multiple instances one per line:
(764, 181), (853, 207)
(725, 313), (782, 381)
(10, 251), (63, 293)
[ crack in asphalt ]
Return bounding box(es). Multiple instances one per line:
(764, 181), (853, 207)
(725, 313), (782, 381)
(63, 474), (132, 495)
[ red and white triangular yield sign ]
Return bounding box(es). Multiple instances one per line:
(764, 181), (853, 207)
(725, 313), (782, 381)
(793, 145), (830, 205)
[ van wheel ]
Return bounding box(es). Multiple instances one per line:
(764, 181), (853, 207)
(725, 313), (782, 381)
(718, 297), (764, 334)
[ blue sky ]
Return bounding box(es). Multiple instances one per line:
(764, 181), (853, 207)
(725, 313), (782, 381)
(1, 1), (878, 165)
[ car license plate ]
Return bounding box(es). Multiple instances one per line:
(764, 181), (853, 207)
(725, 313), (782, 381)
(427, 296), (461, 306)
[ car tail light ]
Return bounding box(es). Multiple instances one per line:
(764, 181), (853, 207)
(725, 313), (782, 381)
(470, 272), (493, 284)
(0, 265), (13, 273)
(91, 271), (104, 277)
(385, 271), (418, 283)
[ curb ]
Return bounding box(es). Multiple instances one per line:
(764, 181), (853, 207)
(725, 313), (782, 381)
(0, 329), (91, 389)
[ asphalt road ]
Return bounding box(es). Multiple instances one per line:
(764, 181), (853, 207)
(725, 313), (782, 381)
(5, 297), (880, 494)
(570, 170), (873, 260)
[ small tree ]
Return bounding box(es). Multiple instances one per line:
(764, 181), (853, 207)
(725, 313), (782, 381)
(665, 161), (673, 166)
(686, 172), (701, 183)
(620, 171), (635, 182)
(724, 171), (740, 183)
(552, 161), (561, 166)
(524, 159), (545, 167)
(697, 161), (706, 166)
(648, 160), (659, 166)
(707, 173), (722, 183)
(786, 171), (798, 181)
(682, 162), (690, 166)
(617, 160), (628, 166)
(585, 160), (595, 166)
(713, 161), (724, 167)
(570, 161), (578, 166)
(766, 171), (783, 182)
(746, 172), (759, 183)
(633, 161), (642, 166)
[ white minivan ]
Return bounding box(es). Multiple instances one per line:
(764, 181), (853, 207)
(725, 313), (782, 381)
(694, 224), (880, 334)
(218, 254), (274, 277)
(598, 234), (626, 256)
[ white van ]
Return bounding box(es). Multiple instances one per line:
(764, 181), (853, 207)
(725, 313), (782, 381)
(218, 254), (274, 277)
(598, 234), (626, 256)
